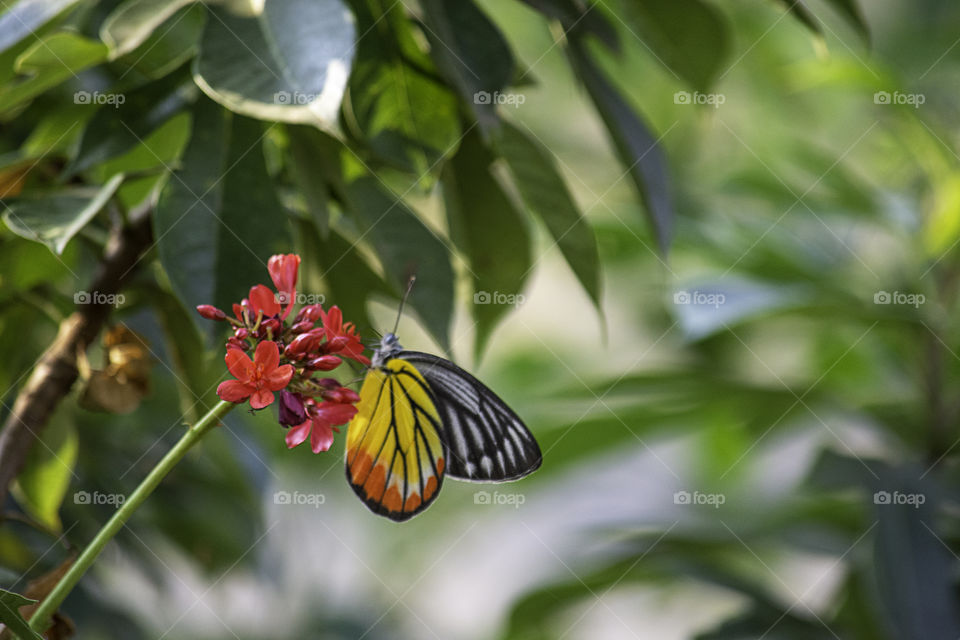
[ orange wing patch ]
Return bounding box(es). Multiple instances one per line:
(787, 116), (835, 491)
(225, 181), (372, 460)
(346, 359), (446, 521)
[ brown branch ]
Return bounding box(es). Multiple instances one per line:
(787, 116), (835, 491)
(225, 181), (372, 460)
(0, 213), (153, 505)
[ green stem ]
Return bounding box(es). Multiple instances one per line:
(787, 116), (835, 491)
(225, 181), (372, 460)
(28, 399), (235, 632)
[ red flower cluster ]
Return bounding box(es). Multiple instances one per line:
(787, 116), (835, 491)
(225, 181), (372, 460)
(197, 254), (368, 453)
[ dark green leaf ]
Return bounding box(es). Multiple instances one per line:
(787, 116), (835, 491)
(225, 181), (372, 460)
(11, 408), (77, 532)
(342, 176), (454, 350)
(419, 0), (514, 131)
(496, 121), (601, 308)
(568, 39), (674, 252)
(286, 127), (333, 237)
(520, 0), (619, 52)
(443, 129), (531, 356)
(155, 98), (289, 320)
(0, 588), (43, 640)
(194, 0), (355, 129)
(2, 173), (124, 254)
(69, 70), (197, 175)
(111, 3), (205, 79)
(100, 0), (195, 58)
(618, 0), (730, 91)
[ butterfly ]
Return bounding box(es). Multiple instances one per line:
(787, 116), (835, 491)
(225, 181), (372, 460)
(345, 312), (541, 521)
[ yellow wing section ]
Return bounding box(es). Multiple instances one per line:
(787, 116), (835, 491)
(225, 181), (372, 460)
(345, 359), (446, 521)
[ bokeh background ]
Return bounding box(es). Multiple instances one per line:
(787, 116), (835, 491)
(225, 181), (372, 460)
(2, 0), (960, 638)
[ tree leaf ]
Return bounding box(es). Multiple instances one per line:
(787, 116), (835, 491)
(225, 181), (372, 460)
(100, 0), (196, 58)
(193, 0), (355, 129)
(110, 3), (206, 80)
(568, 39), (674, 252)
(69, 69), (197, 175)
(286, 126), (332, 237)
(154, 98), (290, 322)
(419, 0), (514, 132)
(0, 588), (43, 640)
(0, 32), (108, 114)
(443, 129), (531, 356)
(11, 410), (77, 533)
(617, 0), (730, 91)
(520, 0), (620, 52)
(342, 176), (454, 350)
(2, 173), (124, 254)
(0, 0), (79, 56)
(496, 121), (601, 309)
(824, 0), (869, 41)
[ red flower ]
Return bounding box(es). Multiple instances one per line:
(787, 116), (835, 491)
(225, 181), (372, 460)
(268, 254), (300, 320)
(286, 399), (358, 453)
(217, 340), (294, 409)
(319, 306), (370, 365)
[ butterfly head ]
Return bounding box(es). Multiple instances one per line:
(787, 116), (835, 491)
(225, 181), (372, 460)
(372, 333), (403, 368)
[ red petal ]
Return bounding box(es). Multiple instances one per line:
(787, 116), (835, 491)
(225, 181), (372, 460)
(224, 349), (254, 381)
(249, 284), (281, 317)
(254, 340), (280, 372)
(217, 380), (253, 402)
(250, 388), (275, 409)
(324, 305), (342, 336)
(285, 421), (312, 448)
(265, 364), (294, 391)
(314, 402), (358, 425)
(310, 420), (335, 453)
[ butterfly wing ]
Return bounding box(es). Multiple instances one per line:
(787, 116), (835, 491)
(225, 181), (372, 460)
(345, 359), (446, 521)
(397, 351), (542, 482)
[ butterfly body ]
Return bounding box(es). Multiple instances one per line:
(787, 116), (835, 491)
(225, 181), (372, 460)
(346, 334), (541, 521)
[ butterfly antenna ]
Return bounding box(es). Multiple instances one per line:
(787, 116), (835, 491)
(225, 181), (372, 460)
(392, 276), (416, 335)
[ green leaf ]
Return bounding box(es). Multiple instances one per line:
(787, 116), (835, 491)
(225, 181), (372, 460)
(0, 32), (108, 114)
(419, 0), (514, 132)
(443, 129), (530, 356)
(0, 0), (79, 56)
(824, 0), (869, 40)
(286, 126), (333, 236)
(618, 0), (730, 91)
(568, 40), (674, 252)
(520, 0), (619, 51)
(0, 588), (43, 640)
(496, 121), (601, 308)
(11, 410), (77, 533)
(69, 70), (197, 175)
(111, 3), (206, 79)
(100, 0), (196, 58)
(2, 173), (124, 254)
(193, 0), (355, 129)
(155, 98), (290, 320)
(342, 176), (455, 350)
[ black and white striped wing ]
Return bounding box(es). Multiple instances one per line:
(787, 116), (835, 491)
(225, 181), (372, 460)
(397, 351), (542, 482)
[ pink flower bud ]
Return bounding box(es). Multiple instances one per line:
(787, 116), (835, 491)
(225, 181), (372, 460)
(197, 305), (226, 321)
(307, 355), (342, 371)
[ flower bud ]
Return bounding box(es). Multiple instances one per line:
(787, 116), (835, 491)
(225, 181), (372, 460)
(307, 355), (342, 371)
(291, 321), (314, 334)
(234, 328), (249, 340)
(197, 305), (226, 321)
(226, 337), (249, 351)
(322, 387), (360, 404)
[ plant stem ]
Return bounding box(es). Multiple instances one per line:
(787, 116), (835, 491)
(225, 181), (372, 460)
(28, 399), (235, 632)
